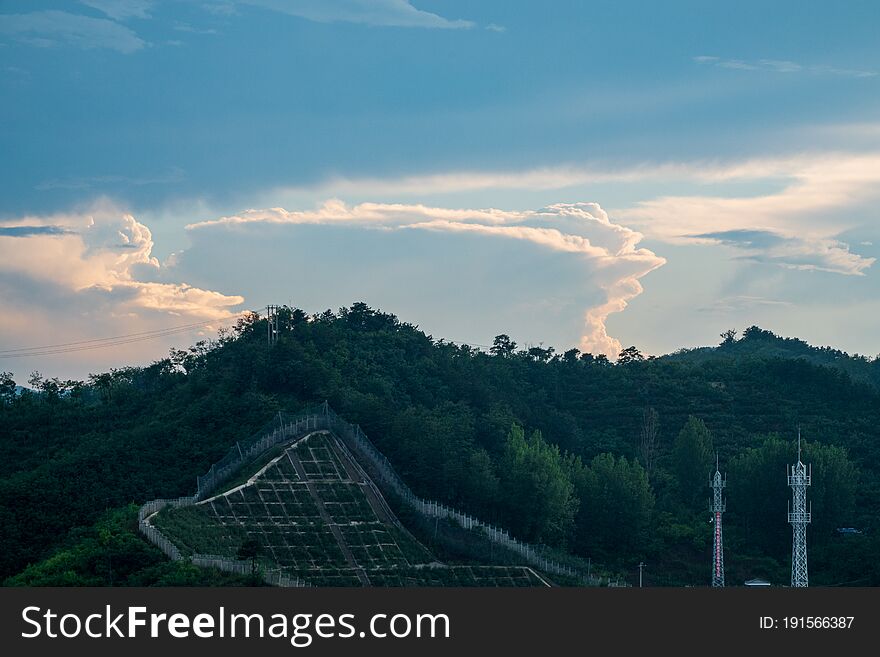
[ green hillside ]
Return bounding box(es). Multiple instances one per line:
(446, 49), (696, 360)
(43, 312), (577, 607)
(2, 303), (879, 586)
(665, 326), (880, 389)
(149, 431), (544, 586)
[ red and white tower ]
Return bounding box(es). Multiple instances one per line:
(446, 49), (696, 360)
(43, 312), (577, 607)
(710, 456), (726, 588)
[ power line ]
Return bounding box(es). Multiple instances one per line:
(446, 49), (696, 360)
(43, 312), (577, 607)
(0, 319), (219, 354)
(0, 307), (267, 359)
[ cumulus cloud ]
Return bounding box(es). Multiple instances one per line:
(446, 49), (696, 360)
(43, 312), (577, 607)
(0, 203), (249, 378)
(188, 200), (665, 356)
(0, 10), (147, 53)
(0, 202), (244, 320)
(227, 0), (473, 29)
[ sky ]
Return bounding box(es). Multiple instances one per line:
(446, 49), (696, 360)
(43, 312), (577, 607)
(1, 0), (880, 381)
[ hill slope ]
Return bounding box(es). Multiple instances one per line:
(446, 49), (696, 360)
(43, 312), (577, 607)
(664, 326), (880, 389)
(2, 304), (879, 586)
(150, 430), (545, 586)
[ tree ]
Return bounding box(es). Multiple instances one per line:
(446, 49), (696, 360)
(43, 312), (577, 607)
(729, 436), (857, 555)
(237, 537), (262, 575)
(574, 453), (654, 557)
(27, 371), (43, 390)
(639, 407), (660, 483)
(88, 372), (114, 402)
(720, 329), (738, 345)
(0, 372), (16, 405)
(562, 348), (581, 364)
(671, 416), (714, 509)
(527, 345), (554, 362)
(490, 334), (517, 358)
(617, 346), (644, 365)
(499, 424), (578, 545)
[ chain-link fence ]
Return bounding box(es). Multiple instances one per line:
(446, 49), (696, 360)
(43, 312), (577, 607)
(139, 403), (620, 587)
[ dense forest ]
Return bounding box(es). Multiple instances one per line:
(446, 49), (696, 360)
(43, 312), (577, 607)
(2, 303), (879, 586)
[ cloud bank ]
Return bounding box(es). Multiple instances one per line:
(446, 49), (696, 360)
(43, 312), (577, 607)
(688, 229), (874, 276)
(189, 200), (665, 356)
(614, 153), (880, 276)
(0, 202), (244, 375)
(0, 202), (244, 322)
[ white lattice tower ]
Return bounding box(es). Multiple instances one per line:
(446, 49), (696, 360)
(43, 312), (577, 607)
(788, 434), (811, 587)
(710, 457), (726, 587)
(267, 305), (280, 347)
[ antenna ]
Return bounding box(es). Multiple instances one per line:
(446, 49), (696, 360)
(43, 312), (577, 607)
(267, 305), (280, 348)
(788, 430), (812, 587)
(709, 458), (726, 587)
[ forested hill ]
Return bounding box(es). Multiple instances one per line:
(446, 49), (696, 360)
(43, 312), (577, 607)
(663, 326), (880, 389)
(1, 304), (879, 586)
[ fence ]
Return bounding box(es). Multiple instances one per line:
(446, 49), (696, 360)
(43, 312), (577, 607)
(195, 405), (326, 501)
(139, 403), (620, 587)
(316, 406), (607, 585)
(138, 410), (325, 588)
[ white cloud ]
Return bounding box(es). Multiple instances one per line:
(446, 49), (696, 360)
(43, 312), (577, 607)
(188, 200), (665, 356)
(0, 10), (147, 53)
(0, 201), (244, 320)
(260, 150), (880, 280)
(596, 152), (880, 276)
(80, 1), (153, 21)
(228, 0), (474, 29)
(694, 55), (876, 78)
(687, 230), (875, 276)
(266, 152), (880, 202)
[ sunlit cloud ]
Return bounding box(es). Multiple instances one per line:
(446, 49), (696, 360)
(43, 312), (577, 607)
(188, 200), (665, 356)
(0, 201), (244, 319)
(258, 151), (880, 280)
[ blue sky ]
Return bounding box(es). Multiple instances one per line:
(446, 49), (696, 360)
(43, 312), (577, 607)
(2, 0), (880, 379)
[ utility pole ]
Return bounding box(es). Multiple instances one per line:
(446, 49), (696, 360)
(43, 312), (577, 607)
(638, 562), (646, 587)
(788, 429), (812, 587)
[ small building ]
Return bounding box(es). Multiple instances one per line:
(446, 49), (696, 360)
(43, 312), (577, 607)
(744, 578), (771, 587)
